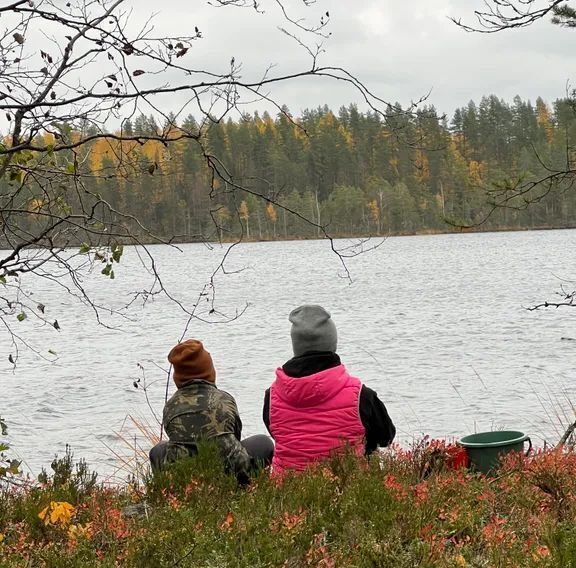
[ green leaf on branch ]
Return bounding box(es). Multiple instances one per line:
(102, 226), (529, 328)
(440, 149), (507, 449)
(14, 150), (33, 165)
(9, 170), (24, 183)
(101, 264), (112, 276)
(17, 312), (26, 322)
(9, 460), (20, 474)
(79, 242), (90, 254)
(112, 244), (123, 263)
(0, 276), (6, 285)
(66, 162), (76, 174)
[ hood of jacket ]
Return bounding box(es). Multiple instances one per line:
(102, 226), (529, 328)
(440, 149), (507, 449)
(273, 364), (350, 408)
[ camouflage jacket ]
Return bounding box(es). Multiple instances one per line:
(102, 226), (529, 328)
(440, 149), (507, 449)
(162, 380), (252, 481)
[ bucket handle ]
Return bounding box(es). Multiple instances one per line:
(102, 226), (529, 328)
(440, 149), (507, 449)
(525, 437), (532, 456)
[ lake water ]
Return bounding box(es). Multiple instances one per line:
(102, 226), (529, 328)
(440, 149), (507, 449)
(2, 229), (576, 481)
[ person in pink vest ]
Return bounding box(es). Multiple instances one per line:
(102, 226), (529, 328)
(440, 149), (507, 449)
(263, 305), (396, 474)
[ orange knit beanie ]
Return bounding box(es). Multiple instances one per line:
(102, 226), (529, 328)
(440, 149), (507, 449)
(168, 339), (216, 388)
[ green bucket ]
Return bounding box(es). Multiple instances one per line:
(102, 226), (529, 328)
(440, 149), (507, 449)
(458, 430), (531, 474)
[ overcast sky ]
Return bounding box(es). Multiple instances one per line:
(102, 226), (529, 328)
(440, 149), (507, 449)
(123, 0), (574, 120)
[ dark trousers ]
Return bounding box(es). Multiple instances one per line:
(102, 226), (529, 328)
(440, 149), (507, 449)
(241, 434), (275, 468)
(149, 434), (274, 473)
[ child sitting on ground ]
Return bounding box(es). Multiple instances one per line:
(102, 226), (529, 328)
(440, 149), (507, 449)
(150, 339), (274, 484)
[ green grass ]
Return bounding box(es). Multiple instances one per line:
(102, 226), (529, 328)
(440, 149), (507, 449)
(2, 442), (576, 567)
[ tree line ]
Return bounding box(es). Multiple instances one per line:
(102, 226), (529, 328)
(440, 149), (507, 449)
(3, 94), (576, 245)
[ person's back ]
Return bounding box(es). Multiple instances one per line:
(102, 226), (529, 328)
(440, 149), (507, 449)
(270, 358), (366, 472)
(162, 378), (249, 475)
(263, 305), (395, 474)
(150, 339), (274, 484)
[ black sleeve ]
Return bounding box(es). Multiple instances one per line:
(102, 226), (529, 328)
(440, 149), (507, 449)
(262, 388), (272, 437)
(359, 385), (396, 454)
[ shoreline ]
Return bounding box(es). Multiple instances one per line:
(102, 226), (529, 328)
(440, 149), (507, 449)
(170, 222), (576, 246)
(2, 222), (575, 252)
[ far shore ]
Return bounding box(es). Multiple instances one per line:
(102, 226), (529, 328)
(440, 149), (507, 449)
(158, 221), (576, 247)
(3, 222), (576, 253)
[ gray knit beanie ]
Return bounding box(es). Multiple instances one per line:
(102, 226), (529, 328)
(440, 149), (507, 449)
(289, 305), (338, 357)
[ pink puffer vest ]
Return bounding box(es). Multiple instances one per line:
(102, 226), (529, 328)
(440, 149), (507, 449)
(269, 364), (365, 474)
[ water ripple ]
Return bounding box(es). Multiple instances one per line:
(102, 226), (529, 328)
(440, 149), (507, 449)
(2, 229), (576, 474)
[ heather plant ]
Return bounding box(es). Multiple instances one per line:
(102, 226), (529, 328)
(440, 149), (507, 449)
(2, 441), (576, 567)
(0, 417), (21, 488)
(37, 446), (98, 501)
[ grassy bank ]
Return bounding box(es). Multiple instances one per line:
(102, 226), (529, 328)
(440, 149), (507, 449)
(1, 441), (576, 567)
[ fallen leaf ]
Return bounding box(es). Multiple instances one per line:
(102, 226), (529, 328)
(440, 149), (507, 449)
(220, 511), (234, 530)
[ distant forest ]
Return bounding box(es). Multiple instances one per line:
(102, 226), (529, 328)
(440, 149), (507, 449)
(7, 94), (576, 242)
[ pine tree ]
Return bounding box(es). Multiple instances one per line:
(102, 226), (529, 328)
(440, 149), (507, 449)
(552, 3), (576, 27)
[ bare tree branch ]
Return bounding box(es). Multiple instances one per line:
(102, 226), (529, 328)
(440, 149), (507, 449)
(451, 0), (566, 33)
(0, 0), (424, 361)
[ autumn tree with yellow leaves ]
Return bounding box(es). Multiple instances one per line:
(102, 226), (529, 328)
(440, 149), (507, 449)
(239, 201), (250, 239)
(265, 203), (277, 238)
